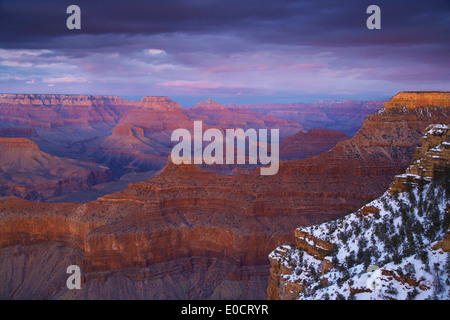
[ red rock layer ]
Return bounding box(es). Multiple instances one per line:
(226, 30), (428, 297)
(280, 129), (348, 160)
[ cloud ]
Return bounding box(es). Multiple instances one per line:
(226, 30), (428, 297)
(146, 49), (165, 55)
(160, 80), (222, 90)
(34, 63), (66, 68)
(0, 49), (52, 59)
(43, 76), (87, 84)
(1, 61), (33, 67)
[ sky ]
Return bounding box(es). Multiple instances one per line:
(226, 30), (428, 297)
(0, 0), (449, 106)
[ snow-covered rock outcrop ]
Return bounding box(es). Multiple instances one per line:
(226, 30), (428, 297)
(268, 124), (450, 300)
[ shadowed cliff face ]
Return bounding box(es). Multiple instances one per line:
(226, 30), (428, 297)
(0, 92), (448, 299)
(224, 100), (385, 137)
(0, 138), (115, 201)
(280, 129), (348, 160)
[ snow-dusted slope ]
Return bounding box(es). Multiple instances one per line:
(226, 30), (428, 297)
(268, 124), (450, 300)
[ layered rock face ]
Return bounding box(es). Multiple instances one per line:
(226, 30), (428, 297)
(0, 92), (448, 300)
(390, 124), (450, 193)
(280, 129), (348, 160)
(0, 165), (288, 299)
(268, 123), (450, 300)
(0, 138), (114, 201)
(0, 94), (126, 132)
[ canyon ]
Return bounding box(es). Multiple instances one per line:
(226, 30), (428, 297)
(0, 94), (386, 202)
(0, 94), (308, 201)
(0, 91), (448, 299)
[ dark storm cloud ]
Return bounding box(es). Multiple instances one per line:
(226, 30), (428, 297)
(1, 0), (448, 49)
(0, 0), (301, 47)
(0, 0), (449, 102)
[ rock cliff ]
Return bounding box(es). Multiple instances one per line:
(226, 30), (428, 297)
(280, 129), (348, 160)
(268, 123), (450, 300)
(0, 138), (115, 201)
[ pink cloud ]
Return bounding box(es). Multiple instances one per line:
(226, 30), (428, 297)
(43, 76), (87, 84)
(278, 63), (326, 70)
(160, 80), (222, 89)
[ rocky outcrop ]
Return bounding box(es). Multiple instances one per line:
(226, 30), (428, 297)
(267, 121), (450, 300)
(381, 269), (430, 291)
(294, 230), (335, 260)
(0, 137), (39, 149)
(432, 229), (450, 252)
(382, 91), (450, 109)
(361, 205), (380, 217)
(191, 98), (226, 110)
(267, 230), (336, 300)
(141, 96), (183, 110)
(267, 246), (305, 300)
(390, 124), (450, 193)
